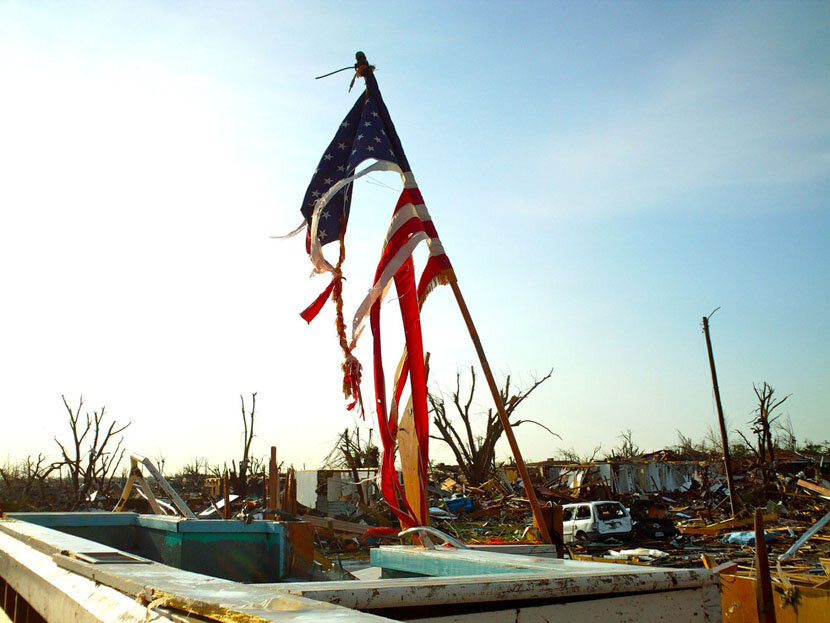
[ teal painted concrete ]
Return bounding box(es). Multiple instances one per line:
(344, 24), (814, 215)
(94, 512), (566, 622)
(371, 549), (533, 577)
(4, 512), (138, 527)
(6, 513), (291, 583)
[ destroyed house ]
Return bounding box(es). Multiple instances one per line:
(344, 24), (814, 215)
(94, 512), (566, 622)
(296, 469), (380, 515)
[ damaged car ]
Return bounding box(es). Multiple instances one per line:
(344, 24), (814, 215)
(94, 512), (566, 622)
(562, 501), (632, 543)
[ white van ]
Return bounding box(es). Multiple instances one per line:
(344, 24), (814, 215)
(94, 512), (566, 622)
(562, 501), (632, 543)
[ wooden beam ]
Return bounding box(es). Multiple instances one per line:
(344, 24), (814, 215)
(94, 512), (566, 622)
(134, 469), (163, 516)
(754, 509), (776, 623)
(112, 466), (137, 512)
(301, 514), (367, 536)
(282, 467), (297, 514)
(269, 446), (279, 511)
(132, 454), (196, 519)
(397, 353), (430, 528)
(797, 478), (830, 498)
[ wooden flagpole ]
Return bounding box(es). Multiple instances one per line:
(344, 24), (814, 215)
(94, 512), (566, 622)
(450, 282), (552, 544)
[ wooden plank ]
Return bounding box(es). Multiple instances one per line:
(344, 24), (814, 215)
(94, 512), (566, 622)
(283, 468), (297, 515)
(358, 503), (393, 527)
(396, 353), (429, 528)
(313, 549), (333, 571)
(301, 514), (368, 536)
(710, 561), (738, 575)
(679, 513), (778, 535)
(134, 470), (164, 516)
(112, 468), (137, 512)
(285, 522), (316, 579)
(709, 513), (777, 530)
(754, 509), (775, 623)
(133, 454), (197, 519)
(797, 478), (830, 498)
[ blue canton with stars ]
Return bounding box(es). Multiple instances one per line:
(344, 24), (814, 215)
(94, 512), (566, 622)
(301, 94), (400, 246)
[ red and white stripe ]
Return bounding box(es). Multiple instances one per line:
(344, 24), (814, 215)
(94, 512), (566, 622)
(351, 172), (451, 344)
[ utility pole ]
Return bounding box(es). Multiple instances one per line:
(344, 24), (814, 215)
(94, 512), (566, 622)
(702, 312), (739, 517)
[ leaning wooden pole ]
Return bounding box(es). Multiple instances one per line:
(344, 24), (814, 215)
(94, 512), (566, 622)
(452, 282), (552, 544)
(356, 52), (550, 541)
(702, 314), (739, 517)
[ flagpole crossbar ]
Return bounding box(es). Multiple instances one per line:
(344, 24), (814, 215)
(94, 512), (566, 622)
(315, 65), (353, 80)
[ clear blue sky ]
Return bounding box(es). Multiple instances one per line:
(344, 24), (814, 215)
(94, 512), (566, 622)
(1, 1), (827, 470)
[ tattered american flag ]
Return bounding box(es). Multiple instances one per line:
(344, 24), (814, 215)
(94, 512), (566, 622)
(295, 65), (454, 527)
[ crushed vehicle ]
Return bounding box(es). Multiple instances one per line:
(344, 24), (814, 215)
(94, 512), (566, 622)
(629, 499), (678, 540)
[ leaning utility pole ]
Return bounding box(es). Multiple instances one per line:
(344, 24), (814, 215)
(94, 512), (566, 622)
(702, 311), (739, 517)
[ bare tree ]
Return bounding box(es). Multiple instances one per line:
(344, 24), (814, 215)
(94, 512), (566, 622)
(166, 456), (210, 497)
(0, 454), (58, 511)
(54, 395), (130, 509)
(323, 428), (379, 470)
(181, 456), (209, 477)
(776, 415), (798, 452)
(429, 367), (556, 486)
(675, 430), (698, 456)
(556, 445), (603, 464)
(606, 429), (641, 460)
(674, 430), (715, 459)
(208, 462), (227, 479)
(735, 382), (790, 489)
(230, 393), (257, 497)
(702, 425), (724, 454)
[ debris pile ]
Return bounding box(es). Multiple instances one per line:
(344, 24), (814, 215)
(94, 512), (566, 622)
(3, 444), (828, 578)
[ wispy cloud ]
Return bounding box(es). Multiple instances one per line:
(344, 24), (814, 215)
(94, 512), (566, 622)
(527, 6), (829, 219)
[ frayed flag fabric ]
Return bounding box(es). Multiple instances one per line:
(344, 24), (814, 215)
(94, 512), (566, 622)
(300, 95), (400, 259)
(296, 59), (454, 526)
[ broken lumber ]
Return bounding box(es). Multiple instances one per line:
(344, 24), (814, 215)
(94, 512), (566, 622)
(301, 514), (367, 536)
(678, 513), (777, 535)
(797, 478), (830, 499)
